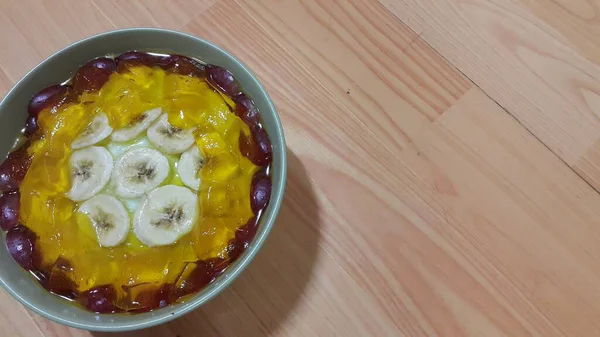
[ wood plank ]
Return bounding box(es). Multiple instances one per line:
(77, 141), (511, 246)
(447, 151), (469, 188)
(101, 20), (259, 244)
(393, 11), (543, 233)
(520, 0), (600, 64)
(0, 0), (114, 59)
(0, 10), (43, 81)
(400, 88), (600, 336)
(91, 0), (217, 29)
(235, 0), (471, 150)
(0, 291), (45, 337)
(378, 0), (600, 191)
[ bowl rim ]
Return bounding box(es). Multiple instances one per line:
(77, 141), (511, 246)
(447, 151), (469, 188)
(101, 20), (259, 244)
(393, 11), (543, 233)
(0, 27), (287, 332)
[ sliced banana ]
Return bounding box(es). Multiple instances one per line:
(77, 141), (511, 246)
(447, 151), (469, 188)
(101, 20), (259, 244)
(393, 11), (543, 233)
(67, 146), (113, 202)
(111, 107), (162, 142)
(177, 146), (205, 191)
(72, 113), (113, 149)
(134, 185), (199, 247)
(112, 147), (170, 198)
(78, 194), (130, 247)
(147, 114), (195, 154)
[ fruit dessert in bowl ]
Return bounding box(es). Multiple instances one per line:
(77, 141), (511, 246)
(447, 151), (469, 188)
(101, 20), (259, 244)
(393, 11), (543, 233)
(0, 29), (285, 332)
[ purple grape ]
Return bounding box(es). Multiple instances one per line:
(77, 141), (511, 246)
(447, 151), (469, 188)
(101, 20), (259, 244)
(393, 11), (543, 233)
(81, 285), (119, 313)
(250, 174), (271, 214)
(6, 225), (36, 270)
(254, 128), (273, 163)
(234, 94), (259, 129)
(172, 259), (226, 299)
(207, 65), (241, 97)
(0, 144), (32, 193)
(228, 216), (258, 260)
(28, 85), (70, 117)
(24, 115), (38, 136)
(0, 191), (20, 231)
(115, 51), (156, 73)
(161, 55), (205, 77)
(238, 127), (272, 167)
(72, 58), (116, 95)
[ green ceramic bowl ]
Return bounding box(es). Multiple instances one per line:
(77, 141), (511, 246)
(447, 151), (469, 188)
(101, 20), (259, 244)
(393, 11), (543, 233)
(0, 28), (286, 332)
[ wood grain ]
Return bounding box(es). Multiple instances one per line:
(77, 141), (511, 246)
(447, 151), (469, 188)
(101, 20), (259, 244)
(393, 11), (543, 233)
(377, 0), (600, 191)
(521, 0), (600, 64)
(1, 0), (600, 336)
(236, 0), (471, 150)
(91, 0), (217, 29)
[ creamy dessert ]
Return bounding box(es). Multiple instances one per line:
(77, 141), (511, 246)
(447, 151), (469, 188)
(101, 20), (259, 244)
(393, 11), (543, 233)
(0, 52), (273, 313)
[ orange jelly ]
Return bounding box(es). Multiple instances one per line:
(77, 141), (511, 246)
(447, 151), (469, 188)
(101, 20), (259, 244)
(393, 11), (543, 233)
(0, 52), (273, 313)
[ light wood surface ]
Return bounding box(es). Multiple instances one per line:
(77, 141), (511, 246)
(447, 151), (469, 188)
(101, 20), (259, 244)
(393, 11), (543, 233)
(1, 0), (600, 336)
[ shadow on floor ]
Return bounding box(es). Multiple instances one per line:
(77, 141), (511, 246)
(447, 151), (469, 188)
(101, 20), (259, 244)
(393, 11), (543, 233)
(93, 149), (321, 337)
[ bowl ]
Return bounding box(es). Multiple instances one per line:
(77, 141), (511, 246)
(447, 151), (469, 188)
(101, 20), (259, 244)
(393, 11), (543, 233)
(0, 28), (286, 332)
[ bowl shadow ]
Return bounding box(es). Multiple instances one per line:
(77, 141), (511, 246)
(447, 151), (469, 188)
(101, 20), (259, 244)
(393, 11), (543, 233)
(93, 149), (321, 336)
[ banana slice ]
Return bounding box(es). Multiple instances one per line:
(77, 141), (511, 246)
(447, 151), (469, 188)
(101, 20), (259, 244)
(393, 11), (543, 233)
(72, 113), (113, 149)
(147, 114), (195, 154)
(111, 107), (162, 142)
(67, 146), (113, 202)
(177, 146), (205, 191)
(112, 147), (170, 198)
(78, 194), (130, 247)
(133, 185), (199, 247)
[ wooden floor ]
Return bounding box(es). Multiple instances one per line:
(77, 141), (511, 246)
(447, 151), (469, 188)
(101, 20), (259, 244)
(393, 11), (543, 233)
(2, 0), (600, 336)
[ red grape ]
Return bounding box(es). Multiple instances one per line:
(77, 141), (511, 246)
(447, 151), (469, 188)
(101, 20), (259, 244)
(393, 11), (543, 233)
(234, 94), (259, 129)
(0, 144), (32, 193)
(238, 127), (272, 167)
(115, 51), (156, 73)
(228, 216), (258, 260)
(27, 85), (70, 117)
(152, 54), (171, 68)
(80, 285), (119, 313)
(6, 225), (36, 270)
(161, 55), (205, 77)
(173, 259), (226, 299)
(250, 174), (271, 214)
(254, 128), (272, 160)
(72, 58), (116, 95)
(0, 191), (20, 231)
(24, 115), (38, 136)
(207, 65), (241, 97)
